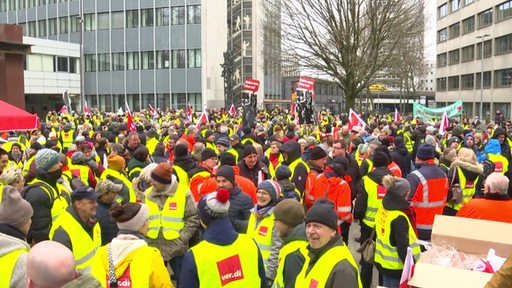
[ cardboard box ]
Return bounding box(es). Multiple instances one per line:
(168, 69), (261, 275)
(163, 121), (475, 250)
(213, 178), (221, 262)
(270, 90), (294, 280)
(408, 215), (512, 288)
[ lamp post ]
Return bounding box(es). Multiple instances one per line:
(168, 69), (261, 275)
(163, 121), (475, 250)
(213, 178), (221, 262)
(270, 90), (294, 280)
(477, 34), (490, 120)
(78, 0), (85, 114)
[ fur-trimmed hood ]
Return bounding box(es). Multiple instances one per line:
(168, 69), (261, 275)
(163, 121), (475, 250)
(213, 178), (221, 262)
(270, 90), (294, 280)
(450, 159), (483, 174)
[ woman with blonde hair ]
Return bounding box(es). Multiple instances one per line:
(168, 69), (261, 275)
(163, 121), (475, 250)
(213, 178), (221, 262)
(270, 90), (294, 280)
(0, 167), (25, 191)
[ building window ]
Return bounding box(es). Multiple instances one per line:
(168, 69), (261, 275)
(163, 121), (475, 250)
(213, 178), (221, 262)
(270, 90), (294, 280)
(187, 49), (201, 68)
(0, 1), (7, 12)
(450, 0), (460, 12)
(449, 22), (460, 39)
(438, 3), (448, 18)
(111, 11), (124, 29)
(437, 53), (447, 67)
(496, 33), (512, 55)
(85, 54), (96, 72)
(69, 57), (77, 73)
(478, 9), (493, 28)
(27, 0), (36, 7)
(476, 40), (492, 59)
(71, 15), (80, 32)
(171, 49), (186, 68)
(18, 0), (26, 9)
(141, 51), (154, 69)
(187, 5), (201, 24)
(141, 8), (154, 27)
(448, 49), (460, 65)
(171, 6), (185, 25)
(156, 50), (170, 69)
(156, 8), (170, 26)
(437, 78), (447, 91)
(437, 28), (448, 43)
(461, 45), (474, 62)
(462, 16), (475, 34)
(48, 18), (57, 35)
(84, 14), (96, 31)
(28, 21), (36, 37)
(98, 53), (110, 71)
(461, 74), (474, 89)
(38, 19), (47, 37)
(97, 12), (109, 30)
(497, 1), (512, 21)
(54, 56), (68, 72)
(112, 52), (125, 70)
(494, 69), (512, 87)
(59, 16), (68, 33)
(126, 10), (139, 28)
(448, 76), (460, 90)
(476, 71), (492, 88)
(464, 0), (474, 5)
(126, 52), (139, 70)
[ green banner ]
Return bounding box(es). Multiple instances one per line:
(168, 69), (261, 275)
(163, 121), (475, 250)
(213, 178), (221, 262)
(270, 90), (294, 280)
(413, 100), (463, 119)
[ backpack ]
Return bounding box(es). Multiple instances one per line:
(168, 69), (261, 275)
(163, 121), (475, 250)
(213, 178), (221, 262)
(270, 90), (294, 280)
(482, 158), (495, 178)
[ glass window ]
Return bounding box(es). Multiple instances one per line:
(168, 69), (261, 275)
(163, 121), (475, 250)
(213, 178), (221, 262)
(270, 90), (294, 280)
(449, 22), (460, 39)
(126, 52), (139, 70)
(48, 18), (57, 35)
(476, 40), (492, 59)
(497, 1), (512, 21)
(55, 56), (68, 72)
(496, 34), (512, 55)
(437, 53), (447, 67)
(438, 3), (448, 18)
(38, 19), (47, 37)
(171, 6), (185, 25)
(187, 49), (201, 68)
(141, 8), (154, 27)
(437, 78), (447, 91)
(464, 0), (474, 5)
(98, 53), (110, 71)
(494, 69), (512, 87)
(187, 5), (201, 24)
(141, 51), (154, 69)
(69, 57), (77, 73)
(450, 0), (460, 12)
(478, 9), (493, 28)
(97, 12), (109, 30)
(126, 10), (139, 28)
(449, 49), (460, 65)
(84, 13), (96, 31)
(171, 49), (185, 68)
(156, 7), (170, 26)
(461, 74), (474, 89)
(60, 16), (68, 33)
(461, 45), (474, 62)
(18, 0), (26, 9)
(85, 54), (96, 72)
(156, 50), (170, 69)
(112, 52), (125, 70)
(438, 28), (448, 43)
(476, 71), (492, 88)
(8, 0), (15, 11)
(462, 16), (475, 34)
(28, 21), (37, 37)
(28, 0), (36, 8)
(111, 11), (124, 29)
(70, 15), (80, 32)
(0, 1), (7, 12)
(448, 76), (460, 90)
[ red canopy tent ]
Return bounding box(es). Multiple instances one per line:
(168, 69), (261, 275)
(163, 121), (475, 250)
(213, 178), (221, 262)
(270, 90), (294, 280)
(0, 100), (40, 132)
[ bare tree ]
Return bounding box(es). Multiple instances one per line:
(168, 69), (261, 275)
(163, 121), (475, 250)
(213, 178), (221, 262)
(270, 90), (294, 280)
(281, 0), (426, 112)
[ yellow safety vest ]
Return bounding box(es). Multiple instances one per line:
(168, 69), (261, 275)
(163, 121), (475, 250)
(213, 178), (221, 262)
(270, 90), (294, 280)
(173, 165), (190, 189)
(0, 247), (27, 288)
(28, 179), (71, 222)
(67, 163), (90, 186)
(49, 210), (101, 274)
(22, 155), (35, 176)
(355, 150), (365, 167)
(241, 138), (255, 145)
(374, 208), (421, 270)
(91, 244), (157, 287)
(246, 212), (275, 268)
(146, 137), (159, 155)
(226, 148), (239, 163)
(488, 154), (509, 174)
(403, 133), (413, 153)
(447, 168), (479, 211)
(205, 141), (219, 154)
(265, 149), (283, 178)
(362, 176), (384, 228)
(145, 185), (187, 240)
(295, 244), (361, 288)
(274, 239), (308, 288)
(60, 129), (75, 150)
(191, 234), (262, 287)
(128, 166), (143, 181)
(101, 168), (136, 203)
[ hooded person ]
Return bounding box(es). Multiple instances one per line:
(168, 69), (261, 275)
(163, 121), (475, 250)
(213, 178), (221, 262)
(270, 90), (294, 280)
(247, 180), (284, 283)
(275, 165), (300, 201)
(172, 143), (199, 189)
(484, 138), (509, 176)
(180, 189), (266, 288)
(188, 148), (218, 202)
(0, 185), (34, 288)
(391, 136), (412, 177)
(143, 162), (200, 284)
(278, 141), (310, 193)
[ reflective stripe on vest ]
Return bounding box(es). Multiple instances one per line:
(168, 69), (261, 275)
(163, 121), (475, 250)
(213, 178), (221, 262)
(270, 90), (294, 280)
(29, 179), (71, 222)
(49, 210), (101, 274)
(374, 208), (421, 270)
(447, 167), (479, 211)
(22, 156), (35, 176)
(362, 176), (384, 228)
(191, 234), (262, 287)
(128, 166), (142, 180)
(246, 212), (275, 268)
(274, 239), (308, 288)
(0, 247), (27, 288)
(227, 148), (239, 163)
(409, 170), (445, 208)
(145, 185), (187, 240)
(295, 244), (361, 288)
(60, 129), (75, 148)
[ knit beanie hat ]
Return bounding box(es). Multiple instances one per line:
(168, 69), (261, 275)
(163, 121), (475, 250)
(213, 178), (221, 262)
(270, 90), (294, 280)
(372, 151), (390, 168)
(116, 203), (149, 231)
(71, 151), (85, 164)
(215, 165), (235, 185)
(151, 162), (174, 184)
(242, 126), (252, 135)
(244, 145), (257, 158)
(35, 149), (60, 170)
(416, 143), (435, 160)
(274, 199), (305, 227)
(174, 144), (189, 158)
(386, 178), (411, 197)
(201, 148), (218, 162)
(219, 153), (236, 166)
(311, 146), (327, 160)
(108, 154), (125, 171)
(216, 137), (230, 147)
(305, 198), (338, 230)
(197, 189), (230, 225)
(451, 126), (464, 137)
(393, 136), (404, 146)
(257, 180), (281, 204)
(0, 185), (33, 227)
(275, 165), (292, 181)
(327, 156), (348, 175)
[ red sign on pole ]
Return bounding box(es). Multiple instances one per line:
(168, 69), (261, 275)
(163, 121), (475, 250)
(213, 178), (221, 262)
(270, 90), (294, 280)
(298, 77), (315, 91)
(243, 78), (260, 93)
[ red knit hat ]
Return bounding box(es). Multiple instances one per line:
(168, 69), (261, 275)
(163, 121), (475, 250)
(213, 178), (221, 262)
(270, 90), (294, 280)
(151, 162), (174, 184)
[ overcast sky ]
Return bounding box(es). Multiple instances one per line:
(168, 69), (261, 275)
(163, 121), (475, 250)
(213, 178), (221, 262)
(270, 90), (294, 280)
(424, 0), (437, 61)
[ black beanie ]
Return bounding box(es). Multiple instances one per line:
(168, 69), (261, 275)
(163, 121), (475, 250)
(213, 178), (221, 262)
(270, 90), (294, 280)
(372, 151), (390, 168)
(244, 145), (257, 158)
(275, 165), (292, 181)
(310, 146), (327, 160)
(216, 165), (235, 185)
(220, 153), (236, 166)
(305, 198), (338, 230)
(201, 148), (218, 161)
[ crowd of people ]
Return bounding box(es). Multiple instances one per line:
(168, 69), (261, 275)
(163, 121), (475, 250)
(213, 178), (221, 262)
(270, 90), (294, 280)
(1, 106), (512, 288)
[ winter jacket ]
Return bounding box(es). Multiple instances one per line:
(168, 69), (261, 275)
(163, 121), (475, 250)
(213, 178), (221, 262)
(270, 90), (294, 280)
(446, 159), (484, 202)
(278, 223), (308, 288)
(227, 184), (254, 233)
(0, 224), (30, 288)
(51, 206), (98, 251)
(281, 141), (308, 192)
(95, 199), (119, 245)
(127, 158), (146, 181)
(457, 193), (512, 223)
(179, 217), (266, 288)
(391, 142), (412, 177)
(238, 159), (270, 187)
(188, 165), (215, 202)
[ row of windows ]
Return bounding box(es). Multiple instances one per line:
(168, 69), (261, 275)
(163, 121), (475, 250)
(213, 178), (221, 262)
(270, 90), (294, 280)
(437, 68), (512, 91)
(85, 93), (202, 112)
(438, 0), (475, 18)
(84, 49), (201, 72)
(437, 34), (512, 67)
(438, 1), (512, 43)
(0, 0), (75, 11)
(24, 54), (79, 73)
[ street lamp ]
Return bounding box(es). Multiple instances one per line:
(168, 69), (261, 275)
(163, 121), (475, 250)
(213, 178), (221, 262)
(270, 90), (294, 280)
(477, 34), (490, 120)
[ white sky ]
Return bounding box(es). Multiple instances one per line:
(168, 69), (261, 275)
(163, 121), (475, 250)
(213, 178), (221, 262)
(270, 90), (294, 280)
(424, 0), (437, 60)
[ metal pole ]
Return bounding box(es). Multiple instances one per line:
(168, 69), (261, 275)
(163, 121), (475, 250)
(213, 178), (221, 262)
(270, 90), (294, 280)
(478, 34), (490, 120)
(79, 0), (85, 114)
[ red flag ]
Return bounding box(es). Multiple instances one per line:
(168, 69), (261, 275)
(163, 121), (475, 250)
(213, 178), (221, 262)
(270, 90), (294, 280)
(439, 110), (449, 135)
(195, 107), (209, 127)
(149, 104), (159, 118)
(229, 104), (237, 117)
(59, 105), (68, 114)
(395, 108), (401, 122)
(348, 108), (367, 130)
(187, 103), (193, 122)
(125, 100), (136, 132)
(84, 100), (90, 115)
(399, 247), (415, 288)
